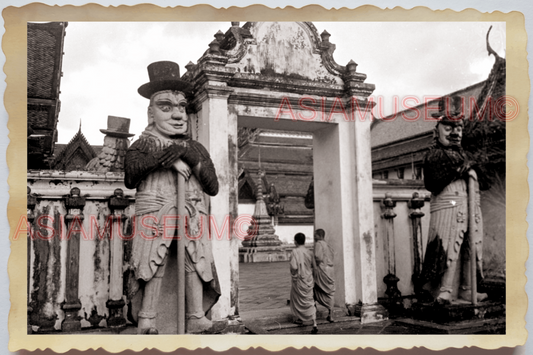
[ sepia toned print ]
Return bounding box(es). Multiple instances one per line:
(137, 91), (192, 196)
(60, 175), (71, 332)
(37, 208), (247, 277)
(6, 4), (528, 353)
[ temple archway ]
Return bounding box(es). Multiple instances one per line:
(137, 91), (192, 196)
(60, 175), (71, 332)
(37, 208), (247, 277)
(186, 22), (387, 324)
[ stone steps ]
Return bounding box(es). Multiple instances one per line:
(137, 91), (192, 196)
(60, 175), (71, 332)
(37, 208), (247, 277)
(241, 306), (356, 334)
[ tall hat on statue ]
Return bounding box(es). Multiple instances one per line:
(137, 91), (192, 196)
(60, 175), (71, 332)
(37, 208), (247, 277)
(138, 61), (192, 99)
(100, 116), (135, 138)
(432, 95), (465, 125)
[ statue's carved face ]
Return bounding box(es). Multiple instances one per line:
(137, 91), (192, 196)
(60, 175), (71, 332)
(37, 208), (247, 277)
(148, 91), (188, 137)
(437, 122), (463, 147)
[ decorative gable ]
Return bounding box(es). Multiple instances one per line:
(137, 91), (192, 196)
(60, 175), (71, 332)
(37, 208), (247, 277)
(52, 128), (96, 171)
(225, 22), (344, 84)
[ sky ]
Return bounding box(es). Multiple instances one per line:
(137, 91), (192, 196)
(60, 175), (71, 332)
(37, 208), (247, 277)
(56, 21), (506, 145)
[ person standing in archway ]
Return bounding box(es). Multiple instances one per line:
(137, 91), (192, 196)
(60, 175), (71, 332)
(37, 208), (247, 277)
(313, 229), (336, 322)
(289, 233), (318, 334)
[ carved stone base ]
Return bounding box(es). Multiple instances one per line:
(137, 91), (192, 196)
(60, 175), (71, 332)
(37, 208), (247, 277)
(412, 301), (505, 324)
(351, 303), (389, 324)
(27, 306), (33, 334)
(61, 301), (82, 332)
(35, 318), (57, 333)
(106, 299), (127, 328)
(211, 317), (245, 334)
(383, 273), (401, 299)
(479, 278), (506, 303)
(239, 246), (289, 263)
(396, 316), (505, 334)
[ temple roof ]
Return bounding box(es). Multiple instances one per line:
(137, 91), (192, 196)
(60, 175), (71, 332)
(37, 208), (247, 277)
(372, 40), (506, 174)
(28, 22), (67, 100)
(51, 127), (96, 171)
(238, 129), (313, 224)
(54, 144), (102, 158)
(27, 22), (68, 169)
(371, 80), (486, 149)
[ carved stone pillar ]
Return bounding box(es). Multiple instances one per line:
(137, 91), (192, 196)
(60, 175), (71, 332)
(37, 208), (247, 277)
(27, 187), (37, 334)
(190, 52), (236, 322)
(61, 187), (85, 332)
(381, 193), (401, 310)
(341, 60), (388, 323)
(106, 188), (129, 328)
(408, 192), (426, 296)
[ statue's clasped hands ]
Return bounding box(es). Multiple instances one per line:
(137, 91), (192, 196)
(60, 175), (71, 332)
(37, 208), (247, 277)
(173, 159), (192, 180)
(160, 142), (192, 180)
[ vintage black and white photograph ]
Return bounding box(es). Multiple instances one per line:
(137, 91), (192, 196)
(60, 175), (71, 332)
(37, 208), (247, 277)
(24, 18), (508, 339)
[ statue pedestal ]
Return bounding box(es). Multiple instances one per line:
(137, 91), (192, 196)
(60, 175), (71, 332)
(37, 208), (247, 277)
(396, 316), (505, 334)
(349, 303), (389, 324)
(412, 300), (505, 324)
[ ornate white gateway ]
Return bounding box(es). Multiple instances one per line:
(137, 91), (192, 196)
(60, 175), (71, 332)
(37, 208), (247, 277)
(184, 22), (387, 324)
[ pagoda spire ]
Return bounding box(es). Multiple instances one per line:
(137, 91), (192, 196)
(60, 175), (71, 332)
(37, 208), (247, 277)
(239, 165), (286, 263)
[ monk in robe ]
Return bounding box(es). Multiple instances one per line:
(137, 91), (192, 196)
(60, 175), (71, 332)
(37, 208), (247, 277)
(124, 61), (220, 334)
(289, 233), (318, 334)
(313, 229), (335, 322)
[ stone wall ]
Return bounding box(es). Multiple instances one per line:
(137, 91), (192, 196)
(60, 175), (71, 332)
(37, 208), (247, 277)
(26, 169), (505, 331)
(27, 171), (134, 332)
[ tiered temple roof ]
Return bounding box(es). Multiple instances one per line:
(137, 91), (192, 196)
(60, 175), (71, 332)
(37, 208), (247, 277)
(51, 126), (96, 171)
(27, 22), (68, 169)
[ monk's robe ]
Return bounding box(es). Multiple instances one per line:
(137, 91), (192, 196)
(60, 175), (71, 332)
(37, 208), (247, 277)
(289, 245), (316, 322)
(313, 239), (335, 310)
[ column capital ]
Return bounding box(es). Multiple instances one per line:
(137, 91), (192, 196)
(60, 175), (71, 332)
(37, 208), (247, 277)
(339, 96), (376, 122)
(408, 191), (426, 218)
(65, 187), (86, 210)
(192, 84), (234, 111)
(27, 186), (37, 209)
(27, 186), (38, 222)
(188, 57), (235, 111)
(344, 80), (376, 99)
(186, 55), (236, 90)
(381, 193), (397, 219)
(108, 188), (129, 212)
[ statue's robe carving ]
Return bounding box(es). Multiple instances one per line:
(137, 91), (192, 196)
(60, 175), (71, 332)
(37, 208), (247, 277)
(420, 141), (483, 297)
(124, 131), (221, 317)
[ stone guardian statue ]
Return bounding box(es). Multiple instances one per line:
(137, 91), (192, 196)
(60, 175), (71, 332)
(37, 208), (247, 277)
(420, 96), (487, 305)
(124, 61), (220, 334)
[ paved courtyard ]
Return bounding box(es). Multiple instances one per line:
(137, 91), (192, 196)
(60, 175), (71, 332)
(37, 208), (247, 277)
(236, 261), (505, 335)
(239, 261), (292, 313)
(114, 260), (504, 335)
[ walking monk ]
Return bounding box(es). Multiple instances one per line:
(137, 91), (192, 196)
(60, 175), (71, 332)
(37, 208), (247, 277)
(289, 233), (318, 334)
(313, 229), (336, 322)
